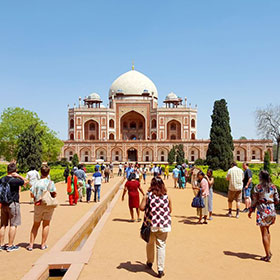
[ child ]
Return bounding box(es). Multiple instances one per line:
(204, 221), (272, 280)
(86, 179), (93, 203)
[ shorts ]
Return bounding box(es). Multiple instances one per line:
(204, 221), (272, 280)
(0, 202), (21, 227)
(228, 190), (242, 203)
(34, 205), (54, 222)
(244, 187), (252, 198)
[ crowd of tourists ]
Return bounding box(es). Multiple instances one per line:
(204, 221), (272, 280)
(0, 160), (278, 278)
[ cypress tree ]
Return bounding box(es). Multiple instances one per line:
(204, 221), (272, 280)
(206, 99), (234, 171)
(17, 124), (43, 172)
(72, 153), (79, 167)
(263, 151), (271, 174)
(168, 146), (176, 165)
(176, 144), (185, 165)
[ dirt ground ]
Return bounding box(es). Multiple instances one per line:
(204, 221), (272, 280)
(0, 175), (122, 280)
(79, 176), (280, 280)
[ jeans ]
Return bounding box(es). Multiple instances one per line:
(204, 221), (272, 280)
(86, 188), (92, 202)
(94, 185), (101, 201)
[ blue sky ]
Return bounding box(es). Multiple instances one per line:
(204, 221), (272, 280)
(0, 0), (279, 140)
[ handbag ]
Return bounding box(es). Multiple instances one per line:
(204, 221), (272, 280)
(41, 180), (58, 208)
(140, 195), (151, 243)
(191, 190), (205, 208)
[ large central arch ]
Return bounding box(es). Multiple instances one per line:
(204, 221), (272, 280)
(120, 111), (145, 140)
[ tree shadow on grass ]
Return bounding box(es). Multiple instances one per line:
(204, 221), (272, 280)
(117, 261), (158, 276)
(224, 251), (261, 260)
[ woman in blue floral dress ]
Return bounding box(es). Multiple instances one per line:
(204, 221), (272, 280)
(248, 170), (279, 262)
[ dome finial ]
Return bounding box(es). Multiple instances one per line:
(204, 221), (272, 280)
(132, 60), (135, 70)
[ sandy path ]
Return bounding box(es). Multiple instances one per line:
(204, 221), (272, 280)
(79, 176), (280, 280)
(0, 175), (123, 280)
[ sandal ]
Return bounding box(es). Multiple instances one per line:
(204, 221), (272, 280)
(260, 255), (272, 262)
(41, 245), (48, 250)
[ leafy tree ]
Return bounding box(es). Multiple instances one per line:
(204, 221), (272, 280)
(176, 144), (185, 165)
(239, 136), (247, 140)
(263, 151), (271, 174)
(72, 153), (79, 167)
(168, 146), (176, 165)
(206, 99), (234, 171)
(17, 124), (42, 172)
(0, 107), (63, 161)
(256, 104), (280, 163)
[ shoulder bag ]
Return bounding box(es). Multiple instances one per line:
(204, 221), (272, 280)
(41, 180), (58, 208)
(191, 190), (205, 208)
(140, 194), (151, 243)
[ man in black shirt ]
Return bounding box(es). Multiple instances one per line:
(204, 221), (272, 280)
(242, 162), (253, 213)
(0, 162), (26, 252)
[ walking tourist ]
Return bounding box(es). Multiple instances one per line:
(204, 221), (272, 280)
(109, 162), (114, 178)
(248, 170), (279, 262)
(242, 162), (253, 213)
(178, 166), (186, 189)
(26, 166), (40, 204)
(74, 164), (86, 202)
(141, 164), (148, 184)
(122, 173), (144, 222)
(26, 166), (40, 186)
(193, 171), (209, 224)
(0, 163), (26, 252)
(86, 179), (93, 203)
(100, 163), (105, 176)
(67, 170), (79, 205)
(118, 163), (123, 176)
(93, 167), (102, 202)
(123, 162), (128, 177)
(135, 167), (140, 181)
(27, 165), (57, 251)
(140, 177), (172, 278)
(104, 164), (110, 183)
(125, 163), (134, 179)
(164, 164), (169, 180)
(63, 166), (69, 183)
(205, 169), (214, 220)
(226, 162), (244, 218)
(172, 165), (180, 188)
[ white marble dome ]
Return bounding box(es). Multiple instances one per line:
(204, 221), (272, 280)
(88, 92), (101, 101)
(165, 92), (178, 100)
(109, 70), (158, 99)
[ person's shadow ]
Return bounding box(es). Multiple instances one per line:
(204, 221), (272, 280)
(117, 261), (158, 276)
(224, 251), (261, 260)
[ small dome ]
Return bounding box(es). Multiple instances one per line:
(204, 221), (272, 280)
(109, 70), (158, 99)
(165, 92), (178, 100)
(88, 92), (101, 101)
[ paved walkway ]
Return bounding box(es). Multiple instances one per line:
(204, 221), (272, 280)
(0, 175), (122, 280)
(79, 176), (280, 280)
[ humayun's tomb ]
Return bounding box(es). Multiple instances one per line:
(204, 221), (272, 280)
(61, 66), (273, 164)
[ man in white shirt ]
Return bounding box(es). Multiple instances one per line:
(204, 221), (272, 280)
(26, 166), (40, 204)
(226, 161), (244, 218)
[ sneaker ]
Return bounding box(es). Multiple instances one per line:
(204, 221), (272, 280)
(236, 214), (240, 219)
(6, 245), (19, 252)
(227, 212), (232, 217)
(158, 271), (165, 278)
(242, 208), (248, 213)
(0, 245), (6, 251)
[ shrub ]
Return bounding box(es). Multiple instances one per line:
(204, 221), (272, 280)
(194, 158), (205, 166)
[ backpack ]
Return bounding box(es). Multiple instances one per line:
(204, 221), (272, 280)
(0, 177), (13, 204)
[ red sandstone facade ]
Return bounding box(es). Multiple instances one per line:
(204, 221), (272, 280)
(61, 69), (273, 163)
